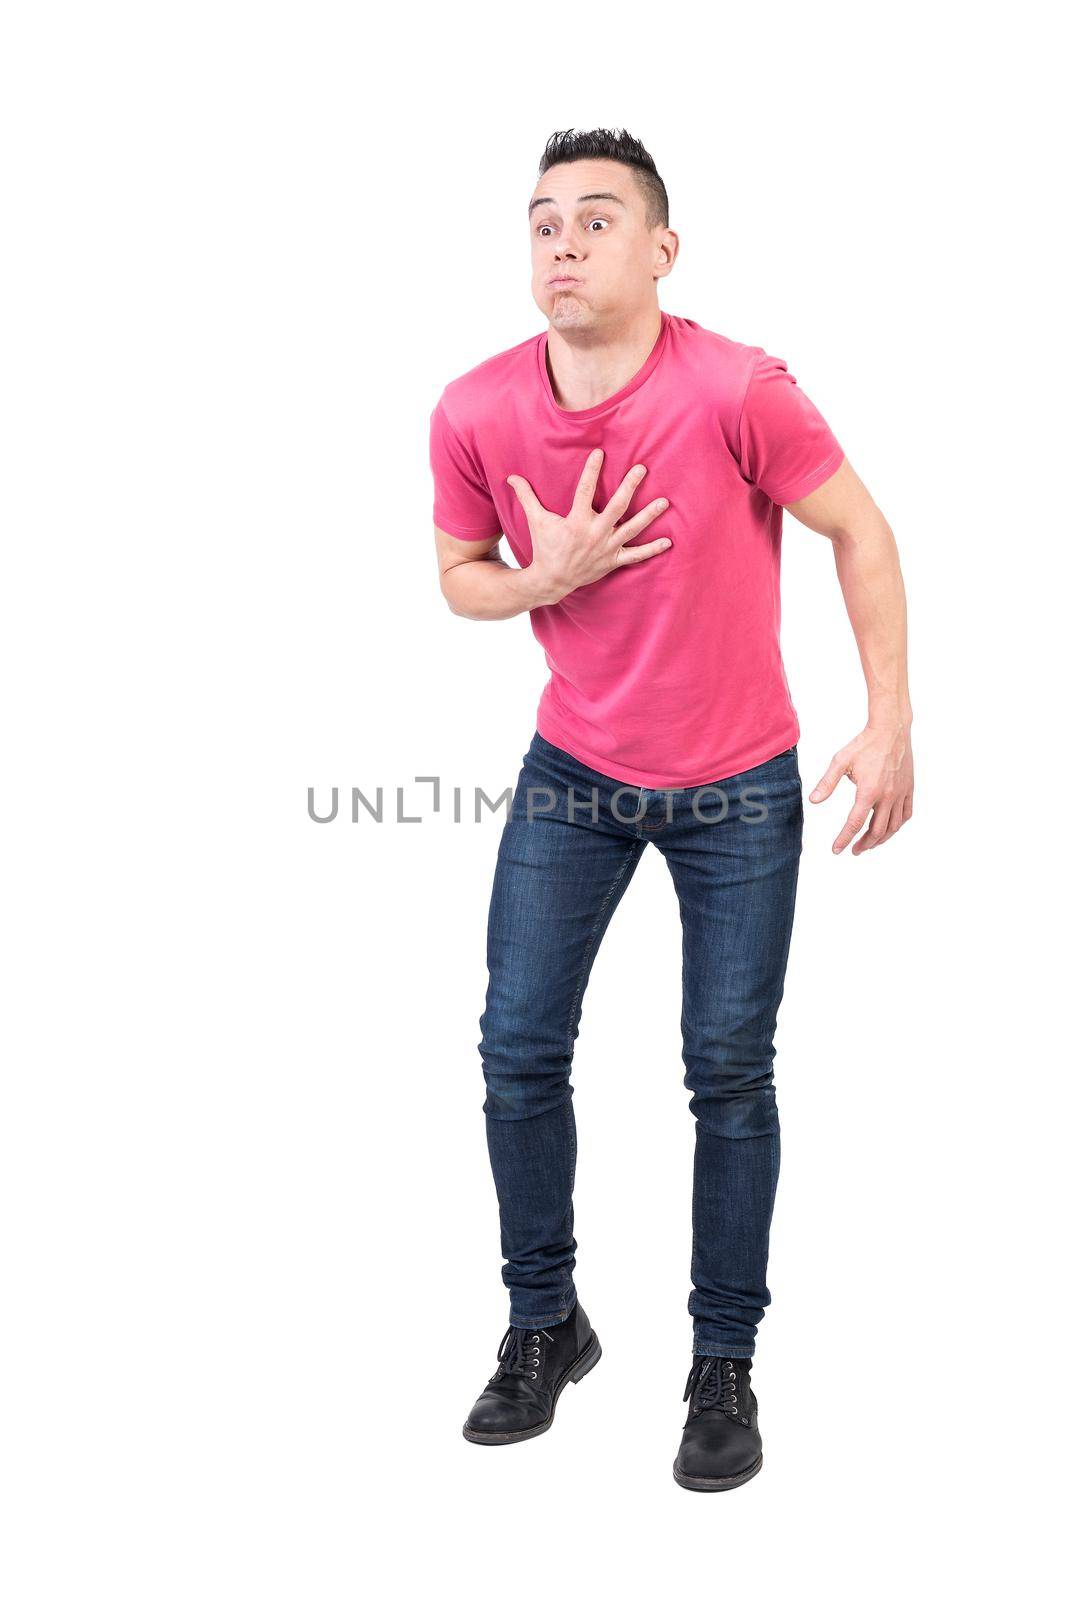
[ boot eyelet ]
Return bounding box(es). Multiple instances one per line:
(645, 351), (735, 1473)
(732, 1407), (738, 1414)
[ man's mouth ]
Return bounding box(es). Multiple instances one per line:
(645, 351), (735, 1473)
(548, 276), (581, 289)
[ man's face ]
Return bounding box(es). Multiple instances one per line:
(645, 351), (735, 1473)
(528, 159), (668, 332)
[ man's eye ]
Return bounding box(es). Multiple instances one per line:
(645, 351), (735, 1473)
(589, 219), (608, 230)
(537, 225), (553, 237)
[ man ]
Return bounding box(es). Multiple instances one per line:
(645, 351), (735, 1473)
(428, 128), (913, 1491)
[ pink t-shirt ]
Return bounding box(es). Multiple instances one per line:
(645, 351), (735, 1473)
(429, 310), (843, 788)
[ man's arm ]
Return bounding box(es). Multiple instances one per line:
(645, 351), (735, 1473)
(434, 527), (562, 620)
(785, 458), (914, 855)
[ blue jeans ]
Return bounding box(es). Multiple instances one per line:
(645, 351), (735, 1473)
(477, 729), (804, 1359)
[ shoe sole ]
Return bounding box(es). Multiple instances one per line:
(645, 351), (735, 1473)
(672, 1453), (763, 1493)
(461, 1332), (603, 1445)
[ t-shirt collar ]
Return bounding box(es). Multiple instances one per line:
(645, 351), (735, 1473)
(537, 310), (670, 421)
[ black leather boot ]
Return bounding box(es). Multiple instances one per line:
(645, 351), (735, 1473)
(462, 1301), (602, 1445)
(672, 1354), (763, 1491)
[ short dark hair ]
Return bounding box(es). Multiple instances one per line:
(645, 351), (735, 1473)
(537, 127), (669, 230)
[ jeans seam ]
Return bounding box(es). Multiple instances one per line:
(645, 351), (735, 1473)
(567, 1103), (577, 1194)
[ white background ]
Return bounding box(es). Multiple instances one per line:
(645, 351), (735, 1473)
(2, 3), (1064, 1594)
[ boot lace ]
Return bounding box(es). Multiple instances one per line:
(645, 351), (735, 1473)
(491, 1325), (556, 1384)
(683, 1355), (740, 1417)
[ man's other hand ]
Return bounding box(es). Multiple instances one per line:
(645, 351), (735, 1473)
(809, 724), (914, 854)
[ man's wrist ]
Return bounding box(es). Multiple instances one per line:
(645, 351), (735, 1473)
(866, 697), (913, 733)
(517, 563), (568, 610)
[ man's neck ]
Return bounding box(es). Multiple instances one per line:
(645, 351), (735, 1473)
(544, 304), (664, 412)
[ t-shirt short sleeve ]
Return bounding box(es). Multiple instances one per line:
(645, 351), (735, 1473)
(428, 397), (501, 540)
(737, 353), (845, 506)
